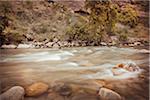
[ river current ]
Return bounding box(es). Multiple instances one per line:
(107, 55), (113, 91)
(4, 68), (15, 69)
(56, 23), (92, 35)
(0, 47), (149, 99)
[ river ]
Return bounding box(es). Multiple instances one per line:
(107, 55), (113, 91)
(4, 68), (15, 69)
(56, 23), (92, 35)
(0, 47), (149, 100)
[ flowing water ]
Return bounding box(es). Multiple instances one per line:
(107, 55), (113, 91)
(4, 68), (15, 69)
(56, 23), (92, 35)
(0, 47), (149, 99)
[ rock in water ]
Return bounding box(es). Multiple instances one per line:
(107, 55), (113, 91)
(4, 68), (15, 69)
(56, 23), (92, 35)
(115, 62), (140, 72)
(53, 83), (72, 96)
(124, 62), (140, 72)
(58, 85), (72, 96)
(112, 68), (128, 76)
(47, 92), (64, 100)
(71, 93), (98, 100)
(25, 82), (49, 97)
(99, 88), (122, 100)
(0, 86), (25, 100)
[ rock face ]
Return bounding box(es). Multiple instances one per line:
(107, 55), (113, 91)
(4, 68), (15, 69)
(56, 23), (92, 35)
(99, 88), (122, 100)
(25, 82), (49, 97)
(1, 44), (17, 49)
(0, 86), (25, 100)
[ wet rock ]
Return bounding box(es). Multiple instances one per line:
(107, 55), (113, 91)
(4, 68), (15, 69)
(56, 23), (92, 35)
(25, 82), (49, 97)
(1, 44), (17, 49)
(0, 86), (25, 100)
(99, 88), (122, 100)
(71, 93), (98, 100)
(24, 94), (48, 100)
(56, 84), (72, 96)
(115, 62), (140, 72)
(47, 92), (64, 100)
(17, 44), (34, 49)
(117, 64), (124, 68)
(124, 62), (140, 72)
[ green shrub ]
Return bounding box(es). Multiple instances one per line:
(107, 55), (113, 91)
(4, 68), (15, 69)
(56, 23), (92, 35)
(65, 17), (103, 44)
(119, 34), (128, 42)
(117, 4), (138, 27)
(85, 0), (118, 36)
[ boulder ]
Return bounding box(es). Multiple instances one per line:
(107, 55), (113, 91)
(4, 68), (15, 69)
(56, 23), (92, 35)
(25, 82), (49, 97)
(0, 86), (25, 100)
(53, 84), (72, 96)
(116, 62), (139, 72)
(123, 62), (140, 72)
(100, 42), (107, 46)
(17, 44), (34, 49)
(99, 88), (122, 100)
(1, 44), (17, 49)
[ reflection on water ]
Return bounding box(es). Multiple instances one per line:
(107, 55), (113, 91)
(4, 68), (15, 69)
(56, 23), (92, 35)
(0, 47), (149, 91)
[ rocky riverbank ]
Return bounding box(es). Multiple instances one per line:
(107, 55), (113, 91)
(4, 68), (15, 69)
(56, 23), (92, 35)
(0, 37), (149, 49)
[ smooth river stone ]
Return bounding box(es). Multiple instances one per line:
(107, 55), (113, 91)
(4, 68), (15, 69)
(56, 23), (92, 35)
(99, 88), (122, 100)
(0, 86), (25, 100)
(47, 92), (65, 100)
(25, 82), (49, 97)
